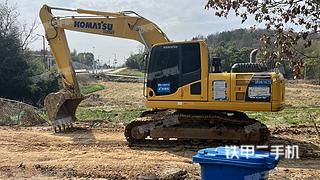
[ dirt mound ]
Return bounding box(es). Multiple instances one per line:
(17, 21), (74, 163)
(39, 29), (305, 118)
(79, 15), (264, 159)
(271, 125), (318, 135)
(100, 74), (143, 83)
(76, 74), (97, 85)
(0, 98), (47, 126)
(270, 125), (320, 158)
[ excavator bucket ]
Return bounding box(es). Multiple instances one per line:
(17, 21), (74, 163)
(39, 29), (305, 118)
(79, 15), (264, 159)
(44, 90), (84, 132)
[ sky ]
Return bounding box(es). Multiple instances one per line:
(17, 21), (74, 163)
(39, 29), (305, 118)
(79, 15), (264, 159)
(3, 0), (256, 66)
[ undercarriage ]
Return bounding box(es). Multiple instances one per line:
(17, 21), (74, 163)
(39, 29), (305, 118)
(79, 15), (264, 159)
(125, 109), (270, 147)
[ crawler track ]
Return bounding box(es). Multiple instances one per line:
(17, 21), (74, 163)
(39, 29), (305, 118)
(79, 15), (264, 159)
(124, 109), (270, 147)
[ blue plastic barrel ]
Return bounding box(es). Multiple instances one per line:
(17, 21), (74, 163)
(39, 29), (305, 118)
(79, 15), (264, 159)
(192, 147), (279, 180)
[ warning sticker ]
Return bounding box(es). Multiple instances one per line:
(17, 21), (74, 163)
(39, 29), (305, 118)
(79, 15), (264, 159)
(248, 86), (270, 99)
(213, 80), (227, 101)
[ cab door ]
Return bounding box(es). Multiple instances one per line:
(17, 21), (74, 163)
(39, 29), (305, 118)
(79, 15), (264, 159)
(146, 44), (181, 101)
(180, 42), (208, 101)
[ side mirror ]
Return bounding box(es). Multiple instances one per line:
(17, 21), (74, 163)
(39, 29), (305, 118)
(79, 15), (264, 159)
(143, 53), (149, 62)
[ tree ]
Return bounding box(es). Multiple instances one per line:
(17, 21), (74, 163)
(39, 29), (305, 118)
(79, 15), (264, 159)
(205, 0), (320, 74)
(302, 41), (320, 80)
(0, 1), (59, 106)
(210, 41), (253, 72)
(0, 2), (31, 101)
(70, 50), (95, 68)
(125, 53), (145, 70)
(78, 52), (94, 67)
(28, 69), (60, 106)
(70, 49), (80, 62)
(0, 0), (37, 51)
(0, 30), (31, 101)
(125, 46), (146, 70)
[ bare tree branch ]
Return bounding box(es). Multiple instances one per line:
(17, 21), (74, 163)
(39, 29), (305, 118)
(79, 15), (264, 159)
(0, 0), (38, 51)
(20, 18), (39, 51)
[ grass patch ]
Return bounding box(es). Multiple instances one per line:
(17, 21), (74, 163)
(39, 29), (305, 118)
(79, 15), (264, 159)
(41, 107), (320, 127)
(76, 108), (117, 121)
(80, 84), (105, 95)
(115, 68), (144, 77)
(76, 108), (144, 123)
(40, 107), (144, 124)
(247, 107), (320, 126)
(117, 110), (143, 123)
(38, 110), (49, 122)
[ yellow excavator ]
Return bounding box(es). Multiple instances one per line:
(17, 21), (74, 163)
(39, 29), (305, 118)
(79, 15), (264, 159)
(40, 5), (285, 146)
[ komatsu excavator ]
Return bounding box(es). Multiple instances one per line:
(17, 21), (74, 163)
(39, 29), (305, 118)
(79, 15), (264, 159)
(40, 5), (285, 146)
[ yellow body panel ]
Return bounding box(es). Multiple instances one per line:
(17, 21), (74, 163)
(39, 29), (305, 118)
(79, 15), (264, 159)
(146, 71), (285, 112)
(146, 41), (285, 112)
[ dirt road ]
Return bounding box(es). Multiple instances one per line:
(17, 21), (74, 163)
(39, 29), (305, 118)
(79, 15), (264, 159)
(0, 124), (319, 179)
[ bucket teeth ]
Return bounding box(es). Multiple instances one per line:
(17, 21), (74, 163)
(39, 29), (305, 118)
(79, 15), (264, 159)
(62, 124), (66, 131)
(67, 123), (74, 130)
(66, 123), (70, 129)
(53, 122), (76, 133)
(54, 126), (58, 133)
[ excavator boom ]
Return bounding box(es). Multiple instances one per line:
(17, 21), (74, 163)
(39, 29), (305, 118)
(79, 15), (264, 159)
(39, 5), (169, 131)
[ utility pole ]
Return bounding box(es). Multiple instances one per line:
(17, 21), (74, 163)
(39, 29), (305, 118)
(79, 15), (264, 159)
(97, 55), (101, 73)
(114, 53), (117, 68)
(37, 34), (46, 69)
(92, 46), (96, 74)
(46, 48), (49, 68)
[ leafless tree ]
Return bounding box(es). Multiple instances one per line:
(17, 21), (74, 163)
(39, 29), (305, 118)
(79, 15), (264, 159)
(0, 0), (38, 51)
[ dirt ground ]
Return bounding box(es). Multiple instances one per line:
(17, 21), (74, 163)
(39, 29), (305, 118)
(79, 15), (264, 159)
(80, 82), (145, 111)
(285, 81), (320, 107)
(0, 81), (319, 179)
(0, 125), (319, 180)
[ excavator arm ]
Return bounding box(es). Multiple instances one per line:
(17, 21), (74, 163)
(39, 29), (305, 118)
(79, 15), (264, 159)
(39, 5), (169, 131)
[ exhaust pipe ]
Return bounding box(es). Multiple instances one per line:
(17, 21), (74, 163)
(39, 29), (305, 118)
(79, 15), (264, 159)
(250, 49), (259, 63)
